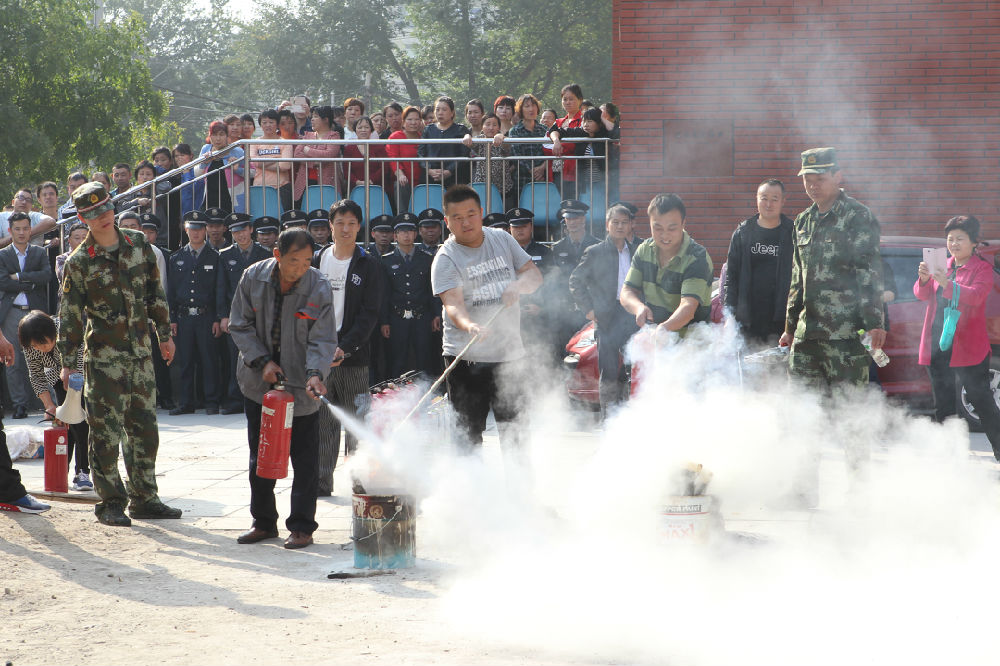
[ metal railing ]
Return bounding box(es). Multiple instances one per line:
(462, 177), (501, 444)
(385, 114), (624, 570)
(110, 136), (615, 249)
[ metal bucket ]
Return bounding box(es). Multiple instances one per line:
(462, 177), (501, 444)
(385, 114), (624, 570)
(661, 495), (723, 543)
(351, 494), (416, 569)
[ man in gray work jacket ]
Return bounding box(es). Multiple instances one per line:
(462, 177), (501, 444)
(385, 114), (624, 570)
(228, 228), (337, 550)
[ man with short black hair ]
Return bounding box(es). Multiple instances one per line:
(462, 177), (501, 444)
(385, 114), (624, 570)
(432, 185), (542, 453)
(58, 173), (89, 218)
(228, 228), (334, 548)
(620, 194), (713, 336)
(0, 189), (56, 248)
(313, 199), (383, 496)
(0, 212), (52, 418)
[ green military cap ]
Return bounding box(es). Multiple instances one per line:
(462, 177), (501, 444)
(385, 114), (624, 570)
(798, 147), (838, 176)
(72, 182), (112, 219)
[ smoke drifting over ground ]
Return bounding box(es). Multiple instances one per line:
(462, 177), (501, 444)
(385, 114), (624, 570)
(352, 319), (1000, 665)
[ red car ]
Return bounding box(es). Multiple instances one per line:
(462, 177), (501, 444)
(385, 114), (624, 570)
(564, 236), (1000, 428)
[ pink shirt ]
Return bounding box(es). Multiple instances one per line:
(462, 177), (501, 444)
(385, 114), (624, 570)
(914, 252), (994, 367)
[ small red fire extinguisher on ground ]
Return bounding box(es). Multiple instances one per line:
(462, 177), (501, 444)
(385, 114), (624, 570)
(44, 427), (70, 493)
(257, 377), (294, 479)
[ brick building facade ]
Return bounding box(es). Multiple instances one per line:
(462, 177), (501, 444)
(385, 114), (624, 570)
(612, 0), (1000, 269)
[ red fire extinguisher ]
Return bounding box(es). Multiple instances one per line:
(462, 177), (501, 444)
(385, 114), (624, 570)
(44, 427), (69, 493)
(257, 378), (295, 479)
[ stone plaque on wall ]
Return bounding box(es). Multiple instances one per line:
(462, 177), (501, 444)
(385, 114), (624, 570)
(663, 119), (734, 177)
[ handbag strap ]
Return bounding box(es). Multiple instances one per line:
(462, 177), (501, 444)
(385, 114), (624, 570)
(951, 281), (960, 308)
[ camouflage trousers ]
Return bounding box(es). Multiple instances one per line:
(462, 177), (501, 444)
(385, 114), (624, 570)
(85, 357), (162, 516)
(788, 337), (870, 391)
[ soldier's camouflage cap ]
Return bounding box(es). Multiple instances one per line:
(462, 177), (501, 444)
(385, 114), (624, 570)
(72, 182), (113, 220)
(798, 147), (838, 176)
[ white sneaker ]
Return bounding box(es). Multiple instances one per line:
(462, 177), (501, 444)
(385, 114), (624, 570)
(71, 472), (94, 491)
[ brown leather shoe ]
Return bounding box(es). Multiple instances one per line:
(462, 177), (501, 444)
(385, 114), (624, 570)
(284, 531), (314, 549)
(237, 526), (279, 544)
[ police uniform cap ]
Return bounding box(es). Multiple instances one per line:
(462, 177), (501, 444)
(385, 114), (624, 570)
(393, 211), (418, 231)
(558, 199), (589, 218)
(139, 212), (162, 230)
(798, 147), (838, 176)
(484, 213), (509, 229)
(205, 207), (230, 224)
(226, 212), (252, 232)
(307, 209), (329, 227)
(72, 182), (110, 216)
(506, 207), (534, 226)
(417, 208), (444, 226)
(253, 216), (280, 233)
(117, 210), (140, 222)
(183, 209), (209, 228)
(370, 214), (394, 232)
(280, 209), (308, 229)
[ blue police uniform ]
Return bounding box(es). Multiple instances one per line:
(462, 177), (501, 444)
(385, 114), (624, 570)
(168, 241), (221, 412)
(379, 245), (439, 378)
(216, 240), (270, 412)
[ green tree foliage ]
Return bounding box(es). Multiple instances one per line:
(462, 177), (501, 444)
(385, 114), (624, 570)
(0, 0), (167, 196)
(406, 0), (612, 108)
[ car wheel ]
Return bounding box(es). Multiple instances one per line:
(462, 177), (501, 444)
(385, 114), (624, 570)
(957, 356), (1000, 432)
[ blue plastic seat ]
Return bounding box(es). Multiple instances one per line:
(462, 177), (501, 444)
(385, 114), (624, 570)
(302, 185), (339, 213)
(518, 182), (562, 227)
(408, 184), (445, 214)
(470, 182), (504, 215)
(248, 186), (282, 219)
(349, 185), (393, 222)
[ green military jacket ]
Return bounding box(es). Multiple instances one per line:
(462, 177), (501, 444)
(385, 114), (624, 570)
(785, 191), (883, 341)
(58, 227), (172, 367)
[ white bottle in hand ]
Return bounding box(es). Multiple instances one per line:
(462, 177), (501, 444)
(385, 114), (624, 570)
(858, 329), (890, 367)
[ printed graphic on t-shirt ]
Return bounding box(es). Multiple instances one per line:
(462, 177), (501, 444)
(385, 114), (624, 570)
(466, 256), (513, 308)
(750, 241), (779, 257)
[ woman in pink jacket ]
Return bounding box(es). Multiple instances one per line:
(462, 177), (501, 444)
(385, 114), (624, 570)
(293, 105), (342, 206)
(915, 214), (1000, 460)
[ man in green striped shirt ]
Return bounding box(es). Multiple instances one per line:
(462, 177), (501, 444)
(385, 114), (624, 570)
(620, 194), (713, 337)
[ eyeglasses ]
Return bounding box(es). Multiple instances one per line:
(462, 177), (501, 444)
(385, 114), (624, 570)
(13, 194), (32, 202)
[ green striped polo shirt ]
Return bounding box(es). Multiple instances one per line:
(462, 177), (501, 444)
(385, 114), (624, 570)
(624, 232), (713, 330)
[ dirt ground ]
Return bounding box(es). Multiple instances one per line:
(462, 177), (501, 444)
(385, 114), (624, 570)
(1, 501), (596, 666)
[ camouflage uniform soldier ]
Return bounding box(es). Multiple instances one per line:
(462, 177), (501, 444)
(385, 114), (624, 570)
(58, 182), (181, 527)
(779, 148), (885, 391)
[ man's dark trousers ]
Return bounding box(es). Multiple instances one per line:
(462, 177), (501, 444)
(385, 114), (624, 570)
(244, 398), (319, 535)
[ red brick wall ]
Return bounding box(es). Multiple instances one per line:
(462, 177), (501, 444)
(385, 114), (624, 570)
(613, 0), (1000, 269)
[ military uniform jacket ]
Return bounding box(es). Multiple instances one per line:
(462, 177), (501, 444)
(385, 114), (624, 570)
(216, 242), (271, 320)
(379, 247), (439, 325)
(228, 259), (336, 415)
(58, 227), (171, 367)
(168, 243), (220, 323)
(786, 191), (883, 341)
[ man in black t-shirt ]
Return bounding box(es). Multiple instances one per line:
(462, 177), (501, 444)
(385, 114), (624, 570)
(723, 179), (795, 346)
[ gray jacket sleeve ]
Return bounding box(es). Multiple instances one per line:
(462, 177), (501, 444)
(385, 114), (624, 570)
(228, 269), (270, 365)
(305, 272), (337, 372)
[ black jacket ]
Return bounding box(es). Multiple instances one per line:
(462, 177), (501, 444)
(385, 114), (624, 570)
(723, 214), (794, 327)
(568, 236), (640, 329)
(168, 243), (220, 322)
(312, 244), (384, 367)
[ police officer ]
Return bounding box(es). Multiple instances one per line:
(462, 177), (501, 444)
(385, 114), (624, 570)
(217, 212), (270, 414)
(367, 215), (395, 258)
(507, 207), (555, 358)
(379, 212), (440, 378)
(140, 212), (174, 410)
(416, 208), (444, 255)
(280, 209), (308, 232)
(168, 210), (222, 415)
(253, 216), (279, 252)
(307, 209), (331, 249)
(551, 199), (600, 356)
(205, 206), (231, 252)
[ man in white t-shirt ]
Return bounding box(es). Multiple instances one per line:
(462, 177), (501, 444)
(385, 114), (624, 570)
(431, 185), (542, 452)
(311, 199), (383, 496)
(0, 189), (56, 248)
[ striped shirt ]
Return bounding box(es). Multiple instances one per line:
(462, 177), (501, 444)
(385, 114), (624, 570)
(24, 318), (85, 398)
(623, 232), (713, 332)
